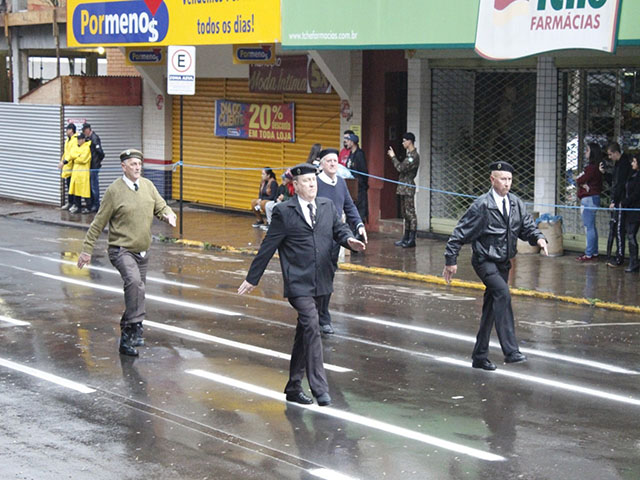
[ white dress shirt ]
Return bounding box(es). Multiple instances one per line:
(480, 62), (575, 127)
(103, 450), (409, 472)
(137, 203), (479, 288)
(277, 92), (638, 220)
(298, 196), (317, 227)
(122, 175), (140, 192)
(492, 188), (510, 217)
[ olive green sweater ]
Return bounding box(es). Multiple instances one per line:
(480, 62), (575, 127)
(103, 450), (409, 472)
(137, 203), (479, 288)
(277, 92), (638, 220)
(82, 177), (174, 255)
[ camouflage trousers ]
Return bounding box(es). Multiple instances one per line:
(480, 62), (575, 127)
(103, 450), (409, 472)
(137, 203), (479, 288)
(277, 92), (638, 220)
(400, 194), (417, 230)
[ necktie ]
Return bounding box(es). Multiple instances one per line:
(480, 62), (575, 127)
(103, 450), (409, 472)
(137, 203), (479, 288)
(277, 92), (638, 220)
(502, 198), (508, 222)
(307, 203), (316, 227)
(134, 183), (139, 191)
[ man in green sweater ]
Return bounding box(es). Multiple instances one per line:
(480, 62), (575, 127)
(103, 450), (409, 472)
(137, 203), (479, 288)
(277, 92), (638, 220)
(77, 148), (176, 356)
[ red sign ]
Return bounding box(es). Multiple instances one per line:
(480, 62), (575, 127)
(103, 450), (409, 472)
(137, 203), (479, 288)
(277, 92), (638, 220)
(214, 100), (295, 143)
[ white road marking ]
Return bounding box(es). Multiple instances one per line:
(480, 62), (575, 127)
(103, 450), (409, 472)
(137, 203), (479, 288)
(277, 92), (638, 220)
(159, 280), (636, 376)
(186, 369), (505, 462)
(308, 468), (359, 480)
(0, 247), (200, 289)
(145, 321), (352, 373)
(32, 271), (240, 317)
(353, 315), (638, 375)
(0, 263), (349, 372)
(0, 357), (95, 393)
(364, 284), (475, 301)
(347, 336), (640, 407)
(0, 315), (29, 326)
(436, 356), (640, 407)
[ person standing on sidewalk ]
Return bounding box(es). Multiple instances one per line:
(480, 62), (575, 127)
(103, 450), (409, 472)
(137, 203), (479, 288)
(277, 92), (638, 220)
(602, 142), (632, 267)
(345, 133), (369, 223)
(622, 154), (640, 273)
(388, 132), (420, 248)
(67, 133), (93, 214)
(443, 161), (548, 371)
(58, 123), (77, 210)
(77, 149), (176, 357)
(339, 130), (354, 166)
(316, 148), (367, 334)
(238, 163), (365, 406)
(82, 123), (105, 213)
(575, 142), (603, 262)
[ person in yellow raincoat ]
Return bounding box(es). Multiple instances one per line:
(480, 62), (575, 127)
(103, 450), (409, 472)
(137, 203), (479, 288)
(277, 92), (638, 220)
(68, 133), (93, 214)
(58, 123), (77, 210)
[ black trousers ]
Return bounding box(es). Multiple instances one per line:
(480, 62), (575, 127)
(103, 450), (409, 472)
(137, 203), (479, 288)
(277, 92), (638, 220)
(285, 296), (329, 398)
(627, 221), (640, 265)
(471, 258), (519, 361)
(108, 247), (149, 327)
(356, 184), (369, 223)
(318, 242), (341, 327)
(607, 206), (626, 261)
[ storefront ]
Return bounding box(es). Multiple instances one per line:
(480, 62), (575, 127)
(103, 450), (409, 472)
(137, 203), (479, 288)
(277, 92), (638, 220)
(66, 0), (340, 212)
(282, 0), (640, 249)
(170, 73), (340, 210)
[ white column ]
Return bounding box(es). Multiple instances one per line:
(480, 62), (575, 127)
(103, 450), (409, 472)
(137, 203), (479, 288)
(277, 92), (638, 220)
(339, 50), (362, 136)
(11, 34), (28, 102)
(534, 56), (557, 215)
(407, 57), (431, 231)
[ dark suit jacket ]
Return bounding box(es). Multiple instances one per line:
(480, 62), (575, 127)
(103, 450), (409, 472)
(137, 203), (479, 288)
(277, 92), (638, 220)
(246, 196), (354, 297)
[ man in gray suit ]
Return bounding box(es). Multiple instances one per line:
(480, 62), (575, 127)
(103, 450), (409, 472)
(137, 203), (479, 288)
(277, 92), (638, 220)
(238, 163), (365, 407)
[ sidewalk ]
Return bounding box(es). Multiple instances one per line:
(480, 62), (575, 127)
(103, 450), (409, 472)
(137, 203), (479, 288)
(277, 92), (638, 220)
(1, 198), (638, 312)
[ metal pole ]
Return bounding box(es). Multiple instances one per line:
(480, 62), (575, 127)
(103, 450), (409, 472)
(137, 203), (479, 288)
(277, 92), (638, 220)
(180, 95), (184, 237)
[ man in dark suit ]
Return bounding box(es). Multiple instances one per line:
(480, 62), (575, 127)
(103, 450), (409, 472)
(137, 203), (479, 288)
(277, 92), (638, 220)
(238, 163), (365, 406)
(443, 161), (548, 371)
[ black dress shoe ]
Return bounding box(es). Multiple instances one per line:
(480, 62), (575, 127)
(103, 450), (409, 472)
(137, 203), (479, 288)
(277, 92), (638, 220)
(285, 391), (313, 405)
(472, 359), (497, 371)
(321, 324), (335, 335)
(316, 393), (332, 406)
(504, 351), (527, 363)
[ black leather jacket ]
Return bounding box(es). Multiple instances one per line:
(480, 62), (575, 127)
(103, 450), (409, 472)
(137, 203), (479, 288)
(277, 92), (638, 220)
(445, 190), (545, 266)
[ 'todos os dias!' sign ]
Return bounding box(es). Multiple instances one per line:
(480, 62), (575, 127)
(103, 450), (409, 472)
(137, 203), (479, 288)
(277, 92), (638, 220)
(475, 0), (622, 60)
(214, 100), (295, 143)
(66, 0), (281, 47)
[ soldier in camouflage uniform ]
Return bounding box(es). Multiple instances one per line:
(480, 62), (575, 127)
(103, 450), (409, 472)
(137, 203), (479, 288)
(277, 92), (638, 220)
(388, 132), (420, 248)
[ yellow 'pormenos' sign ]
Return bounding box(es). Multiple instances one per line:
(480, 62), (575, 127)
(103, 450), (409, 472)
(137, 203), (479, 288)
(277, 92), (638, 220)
(66, 0), (281, 47)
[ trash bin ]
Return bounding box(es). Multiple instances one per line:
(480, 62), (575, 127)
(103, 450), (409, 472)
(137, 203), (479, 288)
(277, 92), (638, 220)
(517, 212), (540, 254)
(535, 213), (563, 256)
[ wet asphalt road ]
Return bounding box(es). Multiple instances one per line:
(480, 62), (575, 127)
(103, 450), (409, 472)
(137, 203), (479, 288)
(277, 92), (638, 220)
(0, 217), (639, 480)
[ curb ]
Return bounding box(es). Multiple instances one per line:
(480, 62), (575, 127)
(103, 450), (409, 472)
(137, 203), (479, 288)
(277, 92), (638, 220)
(171, 237), (640, 316)
(338, 263), (640, 315)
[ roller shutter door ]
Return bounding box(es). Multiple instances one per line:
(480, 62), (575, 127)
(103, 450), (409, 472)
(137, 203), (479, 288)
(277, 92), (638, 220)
(0, 103), (62, 205)
(63, 106), (142, 200)
(172, 78), (340, 210)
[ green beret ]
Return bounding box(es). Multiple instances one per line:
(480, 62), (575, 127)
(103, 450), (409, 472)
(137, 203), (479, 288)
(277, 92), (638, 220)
(120, 149), (144, 162)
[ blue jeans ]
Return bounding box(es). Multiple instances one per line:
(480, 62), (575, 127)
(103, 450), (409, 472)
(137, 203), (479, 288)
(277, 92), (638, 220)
(90, 169), (100, 210)
(581, 195), (600, 257)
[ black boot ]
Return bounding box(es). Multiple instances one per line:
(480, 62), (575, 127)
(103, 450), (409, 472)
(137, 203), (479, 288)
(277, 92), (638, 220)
(402, 230), (416, 248)
(119, 325), (139, 356)
(625, 238), (638, 273)
(132, 322), (144, 347)
(395, 229), (409, 246)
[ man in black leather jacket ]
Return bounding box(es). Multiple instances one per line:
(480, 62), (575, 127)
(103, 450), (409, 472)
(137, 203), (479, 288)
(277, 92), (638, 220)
(443, 161), (548, 371)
